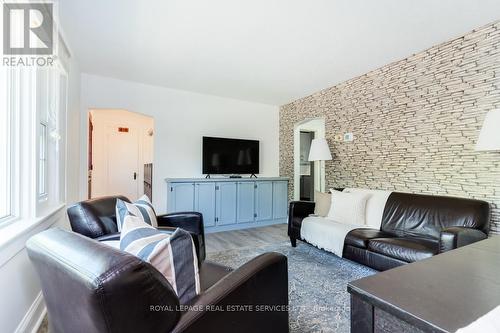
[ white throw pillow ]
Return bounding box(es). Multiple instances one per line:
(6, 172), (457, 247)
(343, 188), (392, 229)
(326, 189), (369, 225)
(314, 191), (332, 217)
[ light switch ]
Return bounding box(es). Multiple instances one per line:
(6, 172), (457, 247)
(344, 133), (354, 142)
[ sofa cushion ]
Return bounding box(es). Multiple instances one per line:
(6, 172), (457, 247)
(368, 237), (439, 263)
(314, 191), (331, 217)
(301, 216), (360, 257)
(199, 261), (233, 291)
(381, 192), (490, 240)
(327, 190), (369, 225)
(344, 228), (394, 249)
(343, 188), (392, 229)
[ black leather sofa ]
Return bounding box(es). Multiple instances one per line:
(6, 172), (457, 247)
(289, 191), (490, 271)
(27, 228), (289, 333)
(67, 196), (207, 262)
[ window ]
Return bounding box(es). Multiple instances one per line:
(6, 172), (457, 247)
(0, 67), (12, 221)
(1, 54), (69, 224)
(35, 64), (68, 216)
(0, 5), (70, 227)
(38, 122), (48, 198)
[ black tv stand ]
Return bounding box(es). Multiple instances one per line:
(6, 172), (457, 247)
(250, 174), (258, 178)
(205, 174), (210, 179)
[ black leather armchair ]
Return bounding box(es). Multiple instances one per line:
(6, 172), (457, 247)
(27, 228), (289, 333)
(67, 196), (206, 262)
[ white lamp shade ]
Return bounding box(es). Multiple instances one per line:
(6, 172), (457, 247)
(476, 109), (500, 151)
(308, 138), (332, 161)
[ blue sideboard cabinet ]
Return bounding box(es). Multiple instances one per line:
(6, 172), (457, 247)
(194, 183), (216, 227)
(166, 177), (289, 233)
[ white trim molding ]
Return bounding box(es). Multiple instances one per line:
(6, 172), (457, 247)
(293, 118), (326, 200)
(0, 205), (65, 267)
(15, 292), (46, 333)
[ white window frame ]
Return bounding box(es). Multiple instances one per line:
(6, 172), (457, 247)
(0, 0), (71, 230)
(35, 63), (67, 217)
(38, 121), (48, 200)
(0, 66), (23, 226)
(0, 69), (13, 223)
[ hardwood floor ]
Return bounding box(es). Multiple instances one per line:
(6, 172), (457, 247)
(206, 223), (289, 253)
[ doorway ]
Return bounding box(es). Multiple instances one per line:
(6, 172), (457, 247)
(293, 118), (326, 201)
(88, 109), (154, 201)
(299, 131), (315, 201)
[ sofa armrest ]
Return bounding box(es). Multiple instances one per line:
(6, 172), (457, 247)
(157, 212), (204, 234)
(157, 212), (205, 262)
(95, 232), (121, 242)
(288, 201), (315, 218)
(439, 227), (488, 253)
(172, 252), (288, 333)
(288, 201), (315, 246)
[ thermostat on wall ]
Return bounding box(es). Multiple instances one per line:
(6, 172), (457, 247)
(344, 133), (354, 142)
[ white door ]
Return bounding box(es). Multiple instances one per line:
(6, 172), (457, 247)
(106, 126), (139, 200)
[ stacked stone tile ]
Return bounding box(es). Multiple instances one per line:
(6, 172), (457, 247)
(280, 21), (500, 233)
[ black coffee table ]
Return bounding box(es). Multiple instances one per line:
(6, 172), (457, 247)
(348, 236), (500, 332)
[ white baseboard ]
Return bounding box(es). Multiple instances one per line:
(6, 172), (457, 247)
(15, 292), (46, 333)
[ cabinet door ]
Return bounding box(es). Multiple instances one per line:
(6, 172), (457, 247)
(255, 181), (273, 221)
(195, 183), (216, 227)
(216, 182), (237, 225)
(169, 183), (195, 212)
(237, 182), (255, 223)
(272, 181), (288, 219)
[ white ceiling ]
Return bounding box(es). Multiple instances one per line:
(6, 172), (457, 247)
(59, 0), (500, 105)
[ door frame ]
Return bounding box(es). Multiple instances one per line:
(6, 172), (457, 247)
(87, 109), (154, 200)
(293, 118), (326, 201)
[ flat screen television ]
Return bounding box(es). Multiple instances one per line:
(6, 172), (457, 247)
(202, 136), (259, 175)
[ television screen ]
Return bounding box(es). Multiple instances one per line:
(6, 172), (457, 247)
(202, 137), (259, 175)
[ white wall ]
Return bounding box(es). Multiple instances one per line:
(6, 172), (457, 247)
(65, 59), (82, 204)
(0, 56), (81, 332)
(80, 74), (280, 212)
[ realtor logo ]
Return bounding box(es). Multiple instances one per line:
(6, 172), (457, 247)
(3, 2), (53, 55)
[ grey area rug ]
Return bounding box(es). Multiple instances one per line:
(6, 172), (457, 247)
(208, 242), (377, 333)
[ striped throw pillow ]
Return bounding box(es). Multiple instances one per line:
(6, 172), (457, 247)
(120, 213), (200, 304)
(116, 195), (158, 231)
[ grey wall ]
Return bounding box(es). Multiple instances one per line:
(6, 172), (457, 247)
(280, 21), (500, 233)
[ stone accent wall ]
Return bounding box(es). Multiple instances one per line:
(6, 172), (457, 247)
(280, 21), (500, 233)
